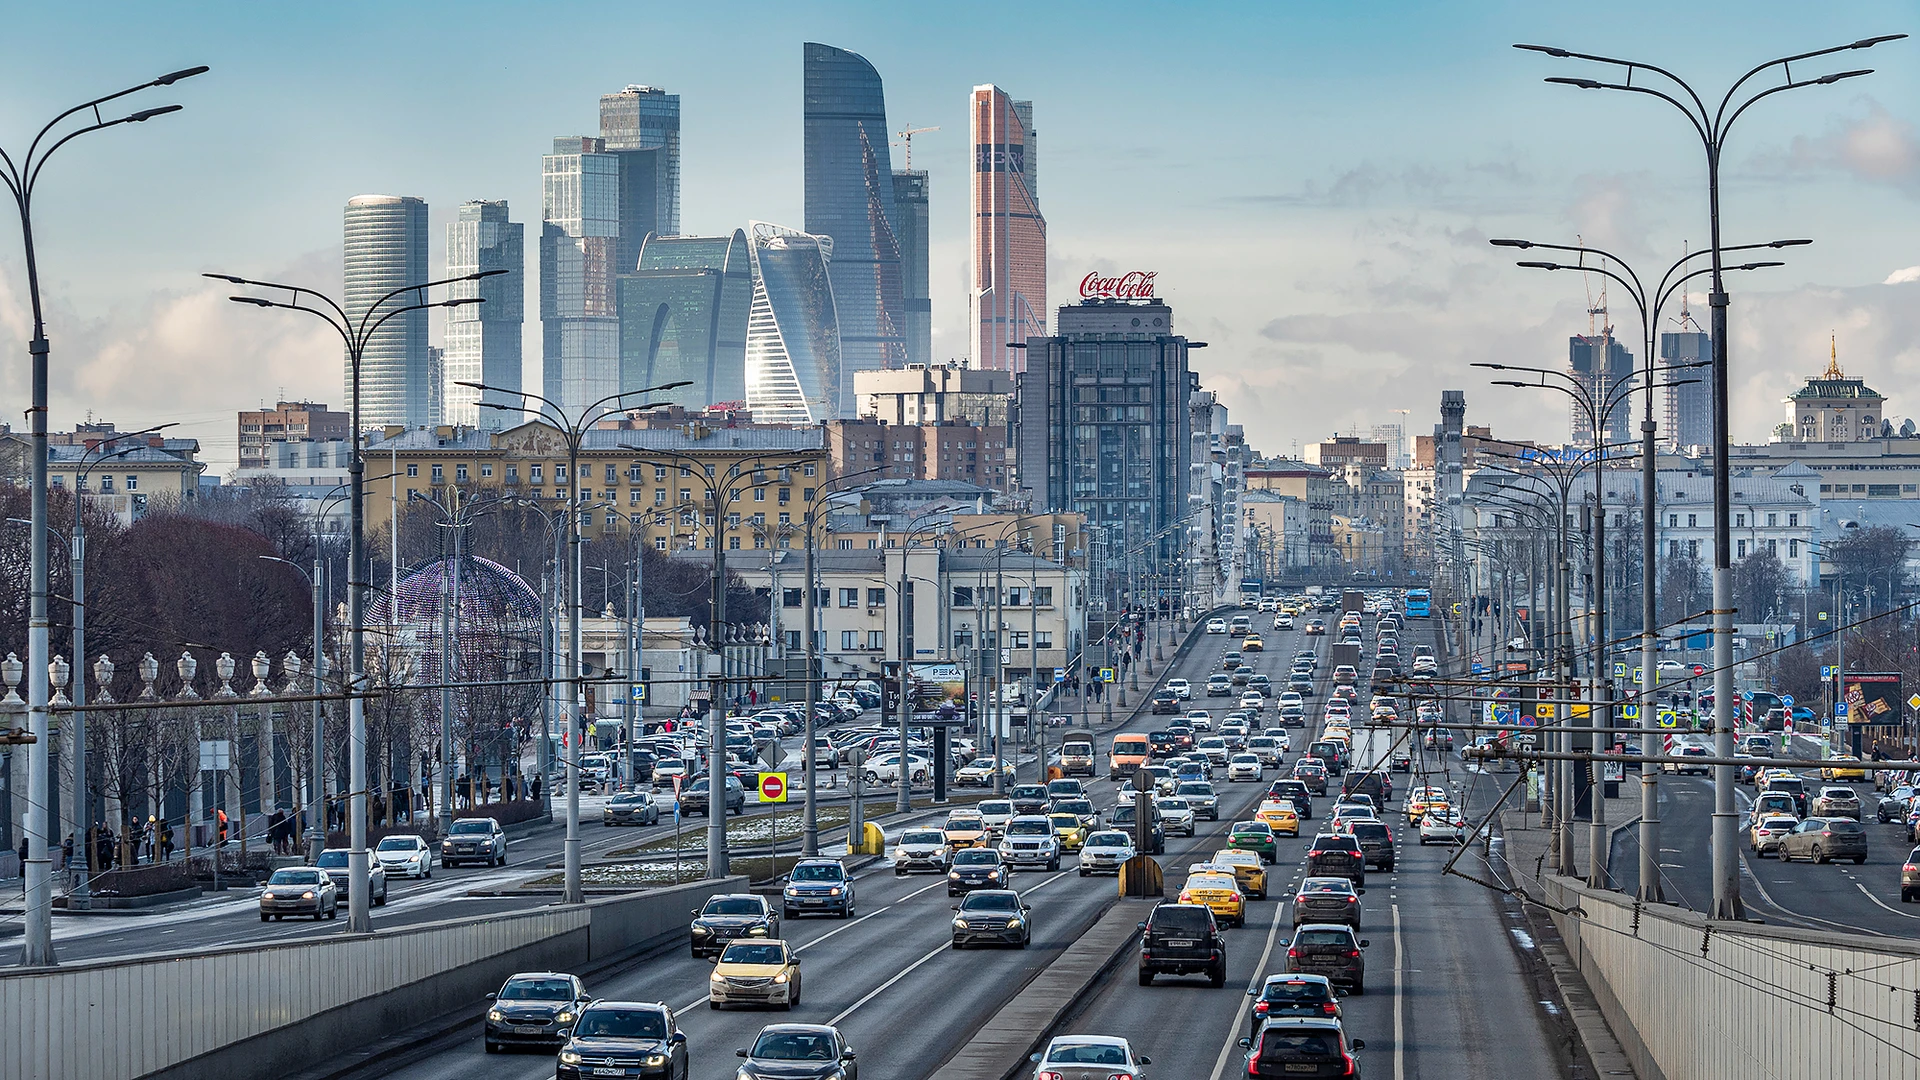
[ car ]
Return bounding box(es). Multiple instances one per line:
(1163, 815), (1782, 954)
(998, 815), (1064, 869)
(1240, 692), (1268, 714)
(1244, 634), (1266, 652)
(602, 791), (661, 828)
(1903, 846), (1920, 902)
(1304, 620), (1326, 635)
(1256, 800), (1301, 837)
(783, 858), (855, 918)
(1222, 651), (1246, 671)
(1174, 781), (1220, 822)
(1747, 815), (1797, 857)
(1267, 778), (1314, 820)
(440, 817), (508, 868)
(1293, 759), (1328, 795)
(554, 1001), (688, 1080)
(736, 1024), (858, 1080)
(943, 810), (990, 849)
(1079, 830), (1136, 876)
(681, 775), (747, 817)
(1229, 820), (1279, 863)
(1227, 753), (1264, 783)
(1237, 1017), (1365, 1077)
(1811, 786), (1863, 819)
(1878, 786), (1917, 824)
(1305, 834), (1367, 887)
(1029, 1035), (1150, 1080)
(1048, 812), (1090, 852)
(948, 887), (1033, 950)
(1211, 847), (1270, 899)
(1761, 775), (1812, 817)
(1248, 736), (1286, 767)
(949, 847), (1014, 893)
(1342, 820), (1395, 870)
(1208, 618), (1229, 634)
(972, 799), (1016, 838)
(1166, 677), (1194, 700)
(1405, 787), (1448, 823)
(1292, 875), (1363, 928)
(690, 893), (780, 957)
(1422, 728), (1455, 751)
(258, 866), (337, 921)
(1195, 738), (1231, 767)
(1157, 796), (1198, 837)
(1207, 674), (1236, 697)
(1747, 791), (1800, 828)
(1139, 764), (1178, 796)
(863, 751), (932, 787)
(1330, 803), (1376, 827)
(1244, 973), (1341, 1037)
(1151, 689), (1181, 714)
(314, 847), (388, 905)
(893, 827), (953, 874)
(374, 833), (434, 879)
(1180, 867), (1248, 928)
(1288, 673), (1316, 697)
(1664, 744), (1712, 776)
(1110, 803), (1166, 854)
(708, 939), (803, 1010)
(484, 971), (591, 1052)
(1418, 807), (1466, 845)
(1138, 901), (1228, 986)
(1823, 757), (1869, 782)
(1051, 796), (1100, 827)
(1780, 817), (1869, 864)
(956, 756), (1015, 787)
(1275, 615), (1296, 630)
(1010, 784), (1052, 814)
(1283, 922), (1370, 993)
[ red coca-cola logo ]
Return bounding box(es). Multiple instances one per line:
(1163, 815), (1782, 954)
(1079, 270), (1157, 300)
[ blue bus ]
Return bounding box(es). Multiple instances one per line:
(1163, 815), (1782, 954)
(1405, 588), (1432, 618)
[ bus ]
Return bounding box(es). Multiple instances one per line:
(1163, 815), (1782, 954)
(1405, 588), (1432, 618)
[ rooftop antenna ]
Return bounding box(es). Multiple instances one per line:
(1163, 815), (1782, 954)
(1671, 242), (1701, 332)
(895, 125), (939, 170)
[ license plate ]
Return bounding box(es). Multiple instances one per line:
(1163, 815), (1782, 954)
(593, 1069), (624, 1077)
(1168, 939), (1195, 947)
(1286, 1064), (1318, 1073)
(802, 897), (824, 904)
(513, 1024), (545, 1033)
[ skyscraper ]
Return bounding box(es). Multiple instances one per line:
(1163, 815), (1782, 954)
(803, 42), (906, 410)
(1569, 334), (1635, 444)
(617, 229), (753, 408)
(1660, 327), (1713, 449)
(970, 86), (1045, 372)
(344, 195), (429, 429)
(599, 85), (681, 270)
(444, 201), (525, 429)
(892, 169), (931, 366)
(542, 137), (621, 419)
(745, 221), (842, 424)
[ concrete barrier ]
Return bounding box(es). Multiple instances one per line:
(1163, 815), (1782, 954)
(1540, 874), (1920, 1080)
(0, 875), (744, 1080)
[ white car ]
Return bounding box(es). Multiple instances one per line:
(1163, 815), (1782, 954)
(1155, 796), (1197, 837)
(1226, 754), (1264, 783)
(892, 827), (952, 874)
(374, 834), (432, 879)
(1167, 678), (1193, 700)
(1207, 618), (1229, 634)
(1411, 655), (1439, 674)
(1032, 1034), (1152, 1079)
(956, 756), (1015, 786)
(1185, 709), (1213, 729)
(1239, 692), (1267, 713)
(1419, 807), (1466, 845)
(1141, 765), (1179, 796)
(977, 799), (1016, 837)
(998, 815), (1062, 868)
(864, 752), (932, 786)
(1195, 738), (1231, 766)
(1077, 830), (1136, 876)
(1274, 615), (1295, 630)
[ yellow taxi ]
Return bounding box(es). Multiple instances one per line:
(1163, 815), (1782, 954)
(1210, 847), (1269, 900)
(1338, 613), (1362, 631)
(1821, 757), (1868, 782)
(1405, 787), (1448, 823)
(943, 811), (988, 849)
(1255, 800), (1301, 837)
(1047, 812), (1088, 852)
(1243, 634), (1265, 652)
(1178, 867), (1247, 928)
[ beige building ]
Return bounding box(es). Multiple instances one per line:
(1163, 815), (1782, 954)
(1784, 344), (1884, 443)
(1, 430), (207, 523)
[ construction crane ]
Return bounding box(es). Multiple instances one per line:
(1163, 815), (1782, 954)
(896, 125), (939, 170)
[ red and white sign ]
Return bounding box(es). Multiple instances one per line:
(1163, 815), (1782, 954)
(758, 772), (788, 803)
(1079, 270), (1158, 300)
(1691, 664), (1706, 676)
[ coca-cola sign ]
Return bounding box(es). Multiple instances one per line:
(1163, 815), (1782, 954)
(1079, 270), (1157, 300)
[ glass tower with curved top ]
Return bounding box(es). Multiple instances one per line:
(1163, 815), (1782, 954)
(745, 221), (842, 424)
(618, 229), (753, 408)
(344, 194), (430, 429)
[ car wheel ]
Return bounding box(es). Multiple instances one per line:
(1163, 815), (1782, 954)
(784, 907), (797, 919)
(441, 859), (451, 869)
(1351, 979), (1365, 995)
(952, 938), (965, 950)
(1079, 868), (1089, 877)
(1138, 969), (1153, 986)
(1813, 846), (1827, 864)
(708, 999), (719, 1010)
(1854, 856), (1867, 865)
(1048, 858), (1060, 871)
(326, 907), (337, 920)
(485, 1041), (499, 1054)
(375, 888), (387, 907)
(1209, 966), (1226, 988)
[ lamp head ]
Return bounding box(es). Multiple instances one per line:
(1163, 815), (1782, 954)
(1851, 34), (1907, 49)
(1769, 239), (1813, 248)
(202, 272), (247, 284)
(1815, 69), (1874, 85)
(1512, 44), (1571, 57)
(229, 296), (274, 307)
(1516, 260), (1561, 271)
(1544, 76), (1605, 90)
(1488, 239), (1533, 249)
(126, 105), (184, 123)
(153, 66), (210, 86)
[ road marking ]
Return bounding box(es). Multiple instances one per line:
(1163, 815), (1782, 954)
(793, 879), (947, 954)
(824, 938), (949, 1027)
(1852, 882), (1920, 920)
(1394, 902), (1406, 1080)
(1207, 878), (1291, 1080)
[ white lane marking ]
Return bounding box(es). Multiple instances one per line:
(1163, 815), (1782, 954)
(824, 939), (949, 1027)
(1853, 881), (1920, 920)
(1206, 877), (1291, 1080)
(1393, 902), (1406, 1080)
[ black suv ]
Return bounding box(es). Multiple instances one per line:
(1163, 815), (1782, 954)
(1342, 820), (1394, 871)
(1010, 784), (1052, 815)
(1283, 923), (1369, 993)
(554, 1001), (688, 1080)
(1151, 689), (1181, 714)
(1308, 741), (1347, 776)
(1267, 779), (1314, 820)
(1244, 974), (1341, 1037)
(1138, 902), (1227, 987)
(1304, 834), (1367, 887)
(1237, 1016), (1365, 1077)
(689, 893), (780, 957)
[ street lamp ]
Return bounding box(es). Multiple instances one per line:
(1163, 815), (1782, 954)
(2, 64), (206, 968)
(216, 267), (501, 932)
(1514, 28), (1905, 920)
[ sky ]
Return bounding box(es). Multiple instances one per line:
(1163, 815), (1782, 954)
(1, 0), (1917, 476)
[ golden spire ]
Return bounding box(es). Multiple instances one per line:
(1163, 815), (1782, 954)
(1823, 332), (1843, 379)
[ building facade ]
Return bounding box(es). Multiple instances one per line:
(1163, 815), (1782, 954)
(237, 401), (350, 470)
(344, 195), (430, 429)
(826, 418), (1009, 487)
(1660, 326), (1712, 449)
(598, 84), (681, 270)
(1786, 344), (1885, 443)
(1569, 334), (1635, 445)
(969, 85), (1045, 372)
(3, 432), (206, 524)
(541, 137), (622, 419)
(618, 229), (753, 409)
(855, 363), (1014, 429)
(745, 221), (842, 423)
(1245, 461), (1339, 568)
(444, 201), (526, 429)
(892, 169), (932, 367)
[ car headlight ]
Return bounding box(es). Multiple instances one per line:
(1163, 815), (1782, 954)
(691, 924), (710, 935)
(748, 926), (768, 936)
(1007, 917), (1024, 928)
(953, 918), (969, 929)
(949, 871), (961, 879)
(784, 885), (800, 895)
(828, 886), (842, 896)
(644, 1054), (666, 1068)
(301, 891), (315, 900)
(488, 1009), (503, 1022)
(556, 1011), (574, 1023)
(559, 1050), (582, 1064)
(773, 972), (790, 984)
(711, 971), (727, 983)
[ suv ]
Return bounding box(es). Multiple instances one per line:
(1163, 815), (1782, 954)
(681, 775), (747, 816)
(1291, 876), (1362, 928)
(998, 815), (1063, 869)
(1267, 779), (1314, 820)
(1244, 974), (1341, 1037)
(1304, 834), (1367, 887)
(783, 858), (855, 918)
(1151, 689), (1181, 714)
(553, 1001), (688, 1080)
(441, 818), (507, 868)
(1810, 786), (1863, 820)
(1283, 923), (1370, 993)
(1342, 820), (1395, 870)
(1138, 902), (1227, 987)
(1010, 784), (1052, 815)
(1237, 1017), (1365, 1076)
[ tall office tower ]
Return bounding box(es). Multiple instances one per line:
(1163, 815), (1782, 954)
(1660, 327), (1713, 450)
(744, 221), (842, 424)
(542, 137), (622, 419)
(892, 169), (931, 366)
(803, 42), (906, 410)
(970, 85), (1045, 372)
(599, 85), (681, 270)
(618, 229), (753, 408)
(1569, 333), (1636, 444)
(344, 195), (430, 429)
(444, 200), (526, 429)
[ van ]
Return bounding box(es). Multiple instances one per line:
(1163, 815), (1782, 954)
(1229, 615), (1252, 637)
(1341, 769), (1387, 804)
(1109, 733), (1151, 779)
(1060, 733), (1097, 777)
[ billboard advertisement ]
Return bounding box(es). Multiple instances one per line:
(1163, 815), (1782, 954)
(908, 661), (969, 726)
(1841, 671), (1902, 738)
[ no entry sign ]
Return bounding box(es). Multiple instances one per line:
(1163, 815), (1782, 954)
(758, 771), (789, 803)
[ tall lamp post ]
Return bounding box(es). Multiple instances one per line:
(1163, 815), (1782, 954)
(3, 63), (207, 968)
(258, 556), (328, 862)
(891, 506), (959, 815)
(1514, 28), (1904, 920)
(216, 268), (503, 932)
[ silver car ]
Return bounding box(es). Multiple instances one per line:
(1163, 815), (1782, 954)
(1078, 830), (1135, 876)
(1156, 796), (1197, 837)
(315, 847), (388, 905)
(1030, 1035), (1149, 1079)
(998, 815), (1062, 869)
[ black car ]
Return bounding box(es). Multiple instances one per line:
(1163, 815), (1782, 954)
(484, 971), (591, 1052)
(951, 888), (1032, 949)
(1138, 901), (1227, 987)
(1238, 1017), (1365, 1078)
(1304, 834), (1366, 887)
(783, 858), (855, 918)
(1010, 784), (1052, 815)
(1342, 821), (1395, 871)
(1267, 779), (1314, 820)
(555, 1001), (689, 1080)
(1291, 876), (1362, 928)
(948, 848), (1014, 895)
(681, 775), (747, 817)
(735, 1024), (858, 1080)
(1151, 689), (1181, 714)
(1308, 741), (1347, 776)
(1340, 770), (1386, 805)
(1148, 731), (1182, 759)
(690, 893), (780, 958)
(603, 791), (661, 827)
(1245, 974), (1341, 1037)
(1109, 802), (1165, 854)
(1283, 923), (1369, 993)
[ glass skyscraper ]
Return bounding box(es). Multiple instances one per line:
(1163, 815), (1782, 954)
(599, 85), (681, 273)
(971, 86), (1046, 373)
(617, 229), (753, 409)
(1660, 327), (1713, 450)
(344, 194), (430, 429)
(444, 201), (525, 429)
(803, 42), (905, 411)
(745, 221), (842, 424)
(892, 169), (931, 366)
(542, 137), (622, 419)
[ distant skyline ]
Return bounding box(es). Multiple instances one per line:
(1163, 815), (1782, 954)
(0, 1), (1916, 475)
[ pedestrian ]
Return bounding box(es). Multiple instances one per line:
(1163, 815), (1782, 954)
(267, 808), (285, 854)
(62, 832), (73, 870)
(15, 835), (25, 879)
(159, 823), (174, 863)
(531, 774), (543, 801)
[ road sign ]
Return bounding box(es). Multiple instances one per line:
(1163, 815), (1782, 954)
(1692, 664), (1706, 677)
(1819, 611), (1829, 621)
(1910, 694), (1920, 711)
(1054, 667), (1066, 683)
(198, 739), (230, 772)
(758, 772), (789, 803)
(1613, 662), (1627, 679)
(1099, 667), (1115, 683)
(1633, 666), (1644, 686)
(1781, 694), (1795, 708)
(1657, 709), (1679, 729)
(630, 683), (647, 704)
(1621, 705), (1640, 720)
(1836, 703), (1849, 717)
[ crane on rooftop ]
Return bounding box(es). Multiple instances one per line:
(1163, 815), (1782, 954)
(896, 125), (939, 170)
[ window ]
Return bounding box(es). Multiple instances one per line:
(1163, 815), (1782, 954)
(803, 487), (816, 501)
(555, 465), (568, 482)
(654, 465), (667, 481)
(605, 464), (617, 483)
(1735, 513), (1745, 527)
(626, 465), (642, 482)
(407, 463), (420, 478)
(953, 586), (975, 607)
(837, 539), (853, 550)
(726, 513), (740, 526)
(480, 464), (493, 478)
(840, 588), (859, 608)
(580, 511), (593, 528)
(653, 488), (667, 505)
(1767, 539), (1777, 557)
(783, 588), (803, 608)
(1766, 513), (1777, 527)
(124, 475), (138, 491)
(1687, 514), (1697, 528)
(1033, 586), (1053, 607)
(778, 488), (791, 504)
(1036, 631), (1053, 649)
(868, 588), (886, 606)
(754, 488), (766, 502)
(1007, 587), (1026, 606)
(1689, 540), (1699, 558)
(1669, 540), (1680, 557)
(749, 512), (764, 526)
(556, 487), (569, 502)
(727, 535), (740, 550)
(506, 466), (518, 483)
(679, 488), (692, 503)
(777, 512), (790, 525)
(954, 627), (973, 649)
(842, 631), (858, 650)
(654, 536), (667, 551)
(98, 475), (114, 492)
(803, 463), (817, 477)
(752, 535), (765, 549)
(629, 489), (641, 505)
(1788, 513), (1799, 527)
(455, 464), (469, 483)
(785, 630), (800, 651)
(680, 464), (692, 477)
(1789, 539), (1799, 558)
(1010, 631), (1029, 649)
(867, 630), (885, 650)
(530, 464), (543, 482)
(703, 464), (716, 477)
(1737, 539), (1748, 558)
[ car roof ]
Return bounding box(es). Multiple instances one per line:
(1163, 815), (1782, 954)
(1255, 1016), (1346, 1032)
(1048, 1034), (1131, 1047)
(1294, 922), (1359, 933)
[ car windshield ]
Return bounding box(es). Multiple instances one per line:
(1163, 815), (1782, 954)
(961, 891), (1021, 911)
(1301, 879), (1354, 895)
(1235, 823), (1272, 836)
(978, 801), (1013, 816)
(1046, 1042), (1129, 1066)
(1086, 832), (1129, 848)
(1259, 1031), (1340, 1059)
(612, 793), (647, 805)
(450, 820), (492, 835)
(967, 758), (1000, 769)
(1313, 837), (1361, 853)
(1348, 823), (1389, 839)
(1150, 905), (1214, 933)
(1055, 800), (1093, 815)
(1263, 979), (1331, 1002)
(702, 897), (763, 916)
(1013, 787), (1048, 799)
(315, 851), (348, 868)
(1007, 820), (1050, 836)
(1178, 784), (1212, 797)
(376, 837), (419, 851)
(953, 849), (1000, 866)
(946, 815), (983, 830)
(571, 1007), (667, 1040)
(790, 863), (845, 882)
(1295, 928), (1354, 947)
(719, 943), (787, 965)
(1827, 821), (1865, 834)
(500, 977), (574, 1001)
(268, 869), (323, 885)
(750, 1031), (837, 1061)
(901, 830), (945, 845)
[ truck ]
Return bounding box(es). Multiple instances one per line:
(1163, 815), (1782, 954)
(1330, 641), (1363, 673)
(1342, 590), (1367, 616)
(1304, 585), (1325, 598)
(1060, 731), (1097, 777)
(1108, 732), (1150, 779)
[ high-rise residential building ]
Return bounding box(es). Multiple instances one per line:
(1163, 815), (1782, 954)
(542, 137), (622, 419)
(599, 85), (681, 270)
(1569, 333), (1635, 444)
(803, 42), (906, 408)
(745, 221), (842, 424)
(344, 195), (430, 429)
(237, 401), (350, 469)
(854, 363), (1014, 429)
(1660, 326), (1713, 450)
(617, 229), (753, 408)
(892, 169), (931, 366)
(970, 86), (1045, 373)
(444, 200), (525, 429)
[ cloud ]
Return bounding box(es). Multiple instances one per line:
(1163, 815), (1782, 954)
(1751, 102), (1920, 194)
(1884, 266), (1920, 285)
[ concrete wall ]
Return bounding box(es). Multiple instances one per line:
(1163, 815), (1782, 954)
(1542, 875), (1920, 1080)
(0, 876), (744, 1080)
